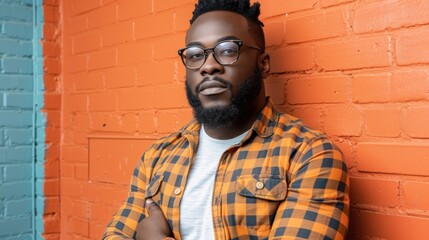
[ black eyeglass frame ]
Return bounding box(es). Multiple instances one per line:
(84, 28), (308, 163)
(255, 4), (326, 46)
(177, 40), (263, 70)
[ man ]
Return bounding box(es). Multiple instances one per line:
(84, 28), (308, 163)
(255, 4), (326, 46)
(103, 0), (349, 239)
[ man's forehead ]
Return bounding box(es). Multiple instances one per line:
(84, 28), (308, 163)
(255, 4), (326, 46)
(185, 11), (251, 46)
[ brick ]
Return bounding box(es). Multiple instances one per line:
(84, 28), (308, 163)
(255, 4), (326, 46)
(323, 105), (361, 136)
(404, 181), (429, 212)
(152, 33), (185, 60)
(44, 197), (60, 214)
(397, 28), (429, 65)
(73, 31), (101, 54)
(118, 0), (152, 20)
(320, 0), (353, 8)
(3, 22), (33, 40)
(5, 129), (33, 145)
(75, 164), (89, 180)
(0, 217), (32, 236)
(173, 4), (194, 32)
(4, 92), (33, 109)
(135, 60), (176, 85)
(4, 164), (32, 182)
(44, 179), (60, 196)
(61, 180), (89, 199)
(0, 130), (4, 146)
(90, 112), (119, 132)
(259, 0), (316, 17)
(404, 106), (429, 139)
(0, 39), (32, 56)
(354, 0), (429, 34)
(104, 67), (135, 89)
(3, 57), (33, 74)
(64, 53), (87, 73)
(62, 93), (88, 112)
(43, 22), (60, 42)
(44, 94), (62, 110)
(291, 107), (322, 131)
(5, 198), (32, 216)
(73, 72), (105, 91)
(101, 21), (133, 47)
(43, 41), (61, 58)
(350, 177), (399, 207)
(349, 211), (429, 239)
(68, 15), (88, 35)
(156, 110), (182, 133)
(391, 70), (429, 102)
(0, 4), (32, 22)
(364, 107), (401, 138)
(315, 36), (390, 71)
(153, 0), (192, 12)
(287, 75), (348, 104)
(136, 110), (157, 133)
(357, 143), (429, 176)
(135, 12), (175, 39)
(44, 214), (60, 234)
(285, 8), (347, 43)
(152, 84), (189, 109)
(88, 48), (117, 70)
(264, 21), (284, 47)
(88, 3), (117, 29)
(0, 181), (32, 198)
(352, 72), (390, 103)
(119, 113), (138, 133)
(117, 87), (155, 110)
(264, 75), (285, 105)
(270, 45), (314, 73)
(118, 41), (152, 66)
(44, 5), (60, 23)
(0, 75), (32, 91)
(0, 111), (32, 127)
(72, 0), (101, 15)
(88, 92), (117, 111)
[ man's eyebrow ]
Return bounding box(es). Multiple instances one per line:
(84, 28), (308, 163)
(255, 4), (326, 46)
(187, 36), (240, 47)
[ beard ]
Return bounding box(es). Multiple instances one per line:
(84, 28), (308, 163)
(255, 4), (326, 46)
(185, 67), (262, 128)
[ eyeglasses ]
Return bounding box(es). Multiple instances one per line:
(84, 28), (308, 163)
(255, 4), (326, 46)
(178, 40), (262, 70)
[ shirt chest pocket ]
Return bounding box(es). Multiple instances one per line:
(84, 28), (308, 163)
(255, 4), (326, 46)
(235, 175), (287, 201)
(227, 175), (287, 233)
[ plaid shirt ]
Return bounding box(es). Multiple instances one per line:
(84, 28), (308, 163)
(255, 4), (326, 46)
(103, 99), (350, 240)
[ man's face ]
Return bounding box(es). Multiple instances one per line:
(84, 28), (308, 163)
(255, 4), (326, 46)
(184, 11), (263, 128)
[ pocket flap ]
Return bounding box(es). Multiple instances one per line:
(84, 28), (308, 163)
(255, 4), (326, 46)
(146, 175), (164, 198)
(235, 175), (287, 201)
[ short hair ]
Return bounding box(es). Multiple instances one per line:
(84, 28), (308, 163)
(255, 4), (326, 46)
(190, 0), (265, 51)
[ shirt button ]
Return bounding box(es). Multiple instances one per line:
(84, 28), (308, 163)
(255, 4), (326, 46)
(174, 188), (181, 195)
(256, 181), (264, 190)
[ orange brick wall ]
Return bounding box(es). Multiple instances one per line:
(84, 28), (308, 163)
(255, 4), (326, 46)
(58, 0), (429, 239)
(42, 0), (62, 239)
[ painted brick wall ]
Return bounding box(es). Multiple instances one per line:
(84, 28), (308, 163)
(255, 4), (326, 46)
(38, 0), (62, 239)
(0, 0), (34, 239)
(60, 0), (429, 239)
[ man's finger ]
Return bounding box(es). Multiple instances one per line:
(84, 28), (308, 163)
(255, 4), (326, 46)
(145, 198), (162, 217)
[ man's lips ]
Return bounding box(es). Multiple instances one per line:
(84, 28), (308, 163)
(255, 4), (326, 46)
(198, 79), (228, 96)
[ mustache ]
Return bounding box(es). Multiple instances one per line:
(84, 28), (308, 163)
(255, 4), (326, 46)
(194, 76), (231, 93)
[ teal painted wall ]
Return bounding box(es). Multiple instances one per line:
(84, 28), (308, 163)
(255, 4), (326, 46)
(0, 0), (45, 239)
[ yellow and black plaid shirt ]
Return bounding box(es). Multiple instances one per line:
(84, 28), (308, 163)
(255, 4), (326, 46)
(103, 99), (349, 240)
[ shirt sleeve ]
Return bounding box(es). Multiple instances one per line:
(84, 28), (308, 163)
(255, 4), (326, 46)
(270, 138), (350, 239)
(102, 153), (149, 240)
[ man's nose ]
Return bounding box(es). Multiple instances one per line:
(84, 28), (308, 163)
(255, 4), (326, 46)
(199, 52), (224, 76)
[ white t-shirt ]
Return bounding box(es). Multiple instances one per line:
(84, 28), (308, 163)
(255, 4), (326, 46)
(179, 126), (247, 239)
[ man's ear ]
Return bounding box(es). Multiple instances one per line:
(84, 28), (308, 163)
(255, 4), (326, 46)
(258, 52), (270, 79)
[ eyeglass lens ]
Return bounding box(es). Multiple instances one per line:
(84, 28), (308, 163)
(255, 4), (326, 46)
(182, 41), (239, 69)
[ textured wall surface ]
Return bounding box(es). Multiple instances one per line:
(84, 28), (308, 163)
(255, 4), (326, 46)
(0, 0), (34, 239)
(59, 0), (429, 239)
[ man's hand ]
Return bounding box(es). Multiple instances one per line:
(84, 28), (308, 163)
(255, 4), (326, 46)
(136, 198), (174, 240)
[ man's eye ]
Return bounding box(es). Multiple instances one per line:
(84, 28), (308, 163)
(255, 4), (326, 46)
(187, 52), (204, 61)
(218, 48), (237, 56)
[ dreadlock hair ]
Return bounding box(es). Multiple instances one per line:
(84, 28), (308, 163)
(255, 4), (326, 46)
(190, 0), (265, 51)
